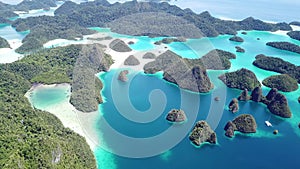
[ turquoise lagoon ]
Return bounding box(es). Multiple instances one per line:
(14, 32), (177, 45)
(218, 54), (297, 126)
(30, 29), (300, 168)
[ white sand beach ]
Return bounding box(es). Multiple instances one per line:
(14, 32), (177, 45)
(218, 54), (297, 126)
(25, 83), (100, 150)
(0, 39), (23, 63)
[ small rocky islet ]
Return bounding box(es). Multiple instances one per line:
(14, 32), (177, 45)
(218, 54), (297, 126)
(189, 121), (217, 146)
(235, 46), (245, 53)
(228, 98), (239, 113)
(124, 55), (140, 66)
(229, 36), (244, 42)
(109, 39), (132, 52)
(118, 70), (129, 82)
(166, 109), (187, 123)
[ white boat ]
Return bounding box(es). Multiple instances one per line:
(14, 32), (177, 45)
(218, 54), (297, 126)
(265, 120), (272, 127)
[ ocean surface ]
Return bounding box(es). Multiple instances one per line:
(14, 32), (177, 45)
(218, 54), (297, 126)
(30, 28), (300, 169)
(1, 1), (300, 169)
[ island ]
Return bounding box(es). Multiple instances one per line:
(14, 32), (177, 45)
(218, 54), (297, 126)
(118, 70), (129, 82)
(229, 36), (244, 42)
(144, 50), (214, 93)
(154, 37), (186, 45)
(3, 0), (291, 54)
(262, 74), (299, 92)
(0, 36), (10, 48)
(287, 31), (300, 41)
(224, 114), (257, 138)
(189, 121), (217, 146)
(228, 98), (239, 113)
(218, 68), (261, 91)
(253, 54), (300, 83)
(166, 109), (187, 123)
(124, 55), (140, 66)
(235, 46), (245, 53)
(266, 42), (300, 54)
(143, 52), (156, 59)
(13, 16), (95, 53)
(109, 39), (132, 52)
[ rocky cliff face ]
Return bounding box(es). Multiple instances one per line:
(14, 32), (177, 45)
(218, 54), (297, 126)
(238, 88), (251, 101)
(189, 121), (217, 146)
(228, 98), (239, 113)
(251, 86), (263, 102)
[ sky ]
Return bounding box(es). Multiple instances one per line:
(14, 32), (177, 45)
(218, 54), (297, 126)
(1, 0), (300, 22)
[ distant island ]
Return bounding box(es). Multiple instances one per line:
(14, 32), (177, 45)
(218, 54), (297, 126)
(0, 0), (291, 53)
(12, 16), (95, 53)
(287, 31), (300, 41)
(253, 54), (300, 83)
(235, 46), (245, 53)
(266, 41), (300, 54)
(229, 36), (244, 42)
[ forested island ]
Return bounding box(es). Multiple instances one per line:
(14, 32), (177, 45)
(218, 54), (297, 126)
(253, 54), (300, 83)
(218, 68), (261, 91)
(262, 74), (298, 92)
(287, 31), (300, 41)
(266, 41), (300, 54)
(143, 49), (236, 92)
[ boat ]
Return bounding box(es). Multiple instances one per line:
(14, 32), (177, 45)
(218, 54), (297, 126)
(265, 120), (272, 127)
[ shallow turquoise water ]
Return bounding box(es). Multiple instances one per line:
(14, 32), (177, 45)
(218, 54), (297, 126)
(29, 85), (69, 110)
(24, 26), (300, 169)
(28, 29), (300, 169)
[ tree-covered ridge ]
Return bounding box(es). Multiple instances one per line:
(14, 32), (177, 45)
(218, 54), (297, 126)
(13, 16), (95, 53)
(0, 36), (10, 48)
(287, 31), (300, 41)
(262, 74), (298, 92)
(54, 0), (291, 38)
(9, 0), (293, 53)
(0, 0), (59, 13)
(266, 41), (300, 54)
(0, 44), (113, 112)
(0, 70), (96, 168)
(253, 54), (300, 83)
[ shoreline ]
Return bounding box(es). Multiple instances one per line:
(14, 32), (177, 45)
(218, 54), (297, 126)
(24, 83), (100, 151)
